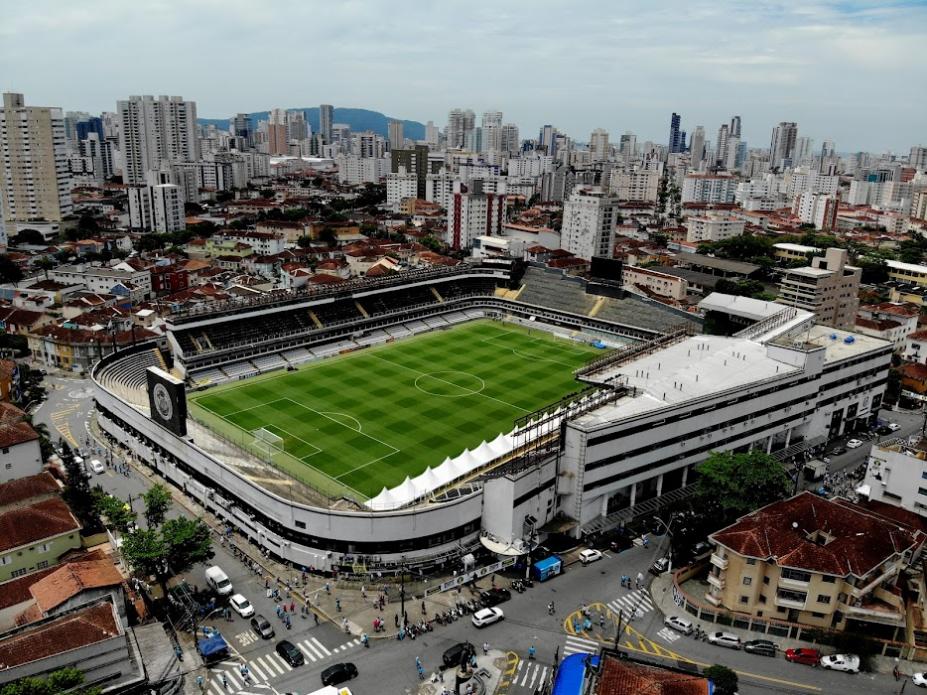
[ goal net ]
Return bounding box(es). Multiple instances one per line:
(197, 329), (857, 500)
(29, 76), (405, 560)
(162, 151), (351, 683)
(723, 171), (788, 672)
(252, 427), (284, 458)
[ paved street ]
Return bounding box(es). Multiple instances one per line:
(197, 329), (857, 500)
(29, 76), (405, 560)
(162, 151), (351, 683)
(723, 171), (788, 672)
(32, 374), (927, 694)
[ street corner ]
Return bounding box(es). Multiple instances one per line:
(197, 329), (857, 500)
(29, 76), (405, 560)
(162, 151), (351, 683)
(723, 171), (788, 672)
(494, 651), (520, 694)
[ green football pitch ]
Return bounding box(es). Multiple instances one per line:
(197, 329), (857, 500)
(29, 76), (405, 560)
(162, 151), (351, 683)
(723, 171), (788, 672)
(188, 320), (605, 500)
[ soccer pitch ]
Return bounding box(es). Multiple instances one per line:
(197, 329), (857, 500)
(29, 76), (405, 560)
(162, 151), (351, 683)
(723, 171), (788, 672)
(188, 320), (604, 500)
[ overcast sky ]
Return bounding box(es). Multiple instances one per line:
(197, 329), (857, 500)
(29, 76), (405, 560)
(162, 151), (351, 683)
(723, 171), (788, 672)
(2, 0), (924, 153)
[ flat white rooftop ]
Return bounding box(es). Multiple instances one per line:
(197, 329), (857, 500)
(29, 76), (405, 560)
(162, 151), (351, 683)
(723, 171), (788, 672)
(801, 324), (890, 362)
(698, 293), (785, 321)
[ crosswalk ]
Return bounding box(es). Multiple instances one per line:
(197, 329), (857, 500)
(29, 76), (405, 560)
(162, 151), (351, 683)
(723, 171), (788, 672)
(563, 634), (599, 657)
(205, 636), (358, 695)
(656, 627), (682, 643)
(606, 589), (654, 620)
(51, 405), (81, 447)
(510, 659), (550, 692)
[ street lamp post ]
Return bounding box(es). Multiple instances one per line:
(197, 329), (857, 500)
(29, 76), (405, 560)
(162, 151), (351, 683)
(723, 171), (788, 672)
(399, 556), (407, 624)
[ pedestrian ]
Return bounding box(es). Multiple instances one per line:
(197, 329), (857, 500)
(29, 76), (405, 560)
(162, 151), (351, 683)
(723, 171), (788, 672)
(362, 632), (369, 647)
(325, 582), (331, 594)
(342, 617), (349, 633)
(599, 613), (605, 628)
(196, 675), (204, 691)
(421, 600), (426, 615)
(482, 641), (489, 655)
(289, 600), (295, 613)
(336, 597), (341, 612)
(174, 644), (183, 661)
(394, 613), (399, 628)
(491, 574), (496, 587)
(528, 645), (536, 660)
(313, 612), (319, 625)
(285, 614), (291, 629)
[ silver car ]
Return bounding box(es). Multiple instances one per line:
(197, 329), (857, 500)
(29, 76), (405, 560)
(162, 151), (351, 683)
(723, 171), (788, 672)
(707, 631), (741, 649)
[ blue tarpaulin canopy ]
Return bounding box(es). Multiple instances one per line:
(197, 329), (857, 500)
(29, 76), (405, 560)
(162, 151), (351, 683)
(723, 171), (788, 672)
(197, 633), (228, 658)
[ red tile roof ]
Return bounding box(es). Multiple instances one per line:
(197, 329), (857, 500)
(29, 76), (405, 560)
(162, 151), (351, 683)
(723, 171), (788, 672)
(0, 498), (81, 553)
(595, 655), (709, 695)
(0, 602), (120, 668)
(30, 559), (124, 613)
(0, 472), (60, 508)
(0, 566), (61, 611)
(710, 491), (924, 578)
(0, 421), (39, 449)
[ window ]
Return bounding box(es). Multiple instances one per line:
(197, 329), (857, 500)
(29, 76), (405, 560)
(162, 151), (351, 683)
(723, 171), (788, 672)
(740, 596), (750, 604)
(294, 520), (306, 529)
(36, 560), (48, 569)
(746, 558), (756, 565)
(822, 575), (836, 583)
(811, 612), (825, 618)
(0, 555), (10, 566)
(763, 576), (770, 585)
(742, 577), (753, 586)
(781, 568), (812, 582)
(34, 543), (50, 554)
(10, 568), (27, 578)
(817, 595), (831, 604)
(759, 595), (767, 604)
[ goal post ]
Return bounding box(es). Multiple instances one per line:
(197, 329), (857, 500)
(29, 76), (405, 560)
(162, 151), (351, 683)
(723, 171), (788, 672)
(252, 427), (284, 458)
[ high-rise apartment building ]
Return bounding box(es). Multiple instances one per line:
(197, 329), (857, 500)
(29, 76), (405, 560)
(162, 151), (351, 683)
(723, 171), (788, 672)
(390, 144), (430, 199)
(424, 120), (440, 146)
(0, 93), (72, 225)
(716, 124), (730, 168)
(319, 104), (334, 144)
(668, 112), (683, 153)
(793, 191), (839, 231)
(481, 111), (503, 153)
(561, 187), (618, 260)
(446, 108), (475, 150)
(286, 111), (308, 142)
(729, 115), (741, 139)
(117, 95), (198, 185)
(539, 125), (557, 157)
(769, 121), (798, 171)
(500, 124), (520, 155)
(619, 132), (637, 158)
(589, 129), (609, 161)
(388, 120), (404, 150)
(911, 146), (927, 172)
(128, 172), (185, 233)
(778, 248), (860, 329)
(689, 126), (705, 167)
(446, 180), (505, 250)
(231, 113), (253, 147)
(266, 108), (289, 155)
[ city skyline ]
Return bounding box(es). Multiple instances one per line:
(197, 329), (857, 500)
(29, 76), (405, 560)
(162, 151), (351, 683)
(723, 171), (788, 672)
(2, 0), (925, 153)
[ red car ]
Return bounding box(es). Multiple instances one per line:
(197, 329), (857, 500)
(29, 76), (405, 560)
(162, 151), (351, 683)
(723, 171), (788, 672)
(785, 648), (822, 666)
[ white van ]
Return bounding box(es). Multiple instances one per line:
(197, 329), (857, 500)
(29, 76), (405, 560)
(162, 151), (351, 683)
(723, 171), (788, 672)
(205, 565), (233, 595)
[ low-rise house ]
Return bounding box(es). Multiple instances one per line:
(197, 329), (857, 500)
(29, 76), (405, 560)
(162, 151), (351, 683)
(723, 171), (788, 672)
(0, 403), (42, 482)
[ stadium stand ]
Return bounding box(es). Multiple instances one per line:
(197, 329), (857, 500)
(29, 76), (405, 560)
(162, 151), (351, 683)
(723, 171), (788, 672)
(516, 267), (597, 315)
(95, 346), (167, 404)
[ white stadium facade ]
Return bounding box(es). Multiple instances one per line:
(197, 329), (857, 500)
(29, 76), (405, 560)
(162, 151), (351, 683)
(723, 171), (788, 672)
(91, 263), (890, 574)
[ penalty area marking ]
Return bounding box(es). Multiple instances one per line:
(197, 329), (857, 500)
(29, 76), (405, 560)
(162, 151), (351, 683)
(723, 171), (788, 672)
(413, 371), (486, 398)
(319, 411), (362, 432)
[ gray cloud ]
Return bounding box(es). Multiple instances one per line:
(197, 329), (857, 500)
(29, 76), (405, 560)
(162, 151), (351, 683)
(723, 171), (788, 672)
(1, 0), (924, 152)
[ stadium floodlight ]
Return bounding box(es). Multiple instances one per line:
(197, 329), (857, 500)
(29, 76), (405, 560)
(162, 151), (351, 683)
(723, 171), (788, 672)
(252, 427), (284, 458)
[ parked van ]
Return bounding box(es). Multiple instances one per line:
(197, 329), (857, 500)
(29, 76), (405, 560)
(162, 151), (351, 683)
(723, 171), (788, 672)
(205, 565), (233, 595)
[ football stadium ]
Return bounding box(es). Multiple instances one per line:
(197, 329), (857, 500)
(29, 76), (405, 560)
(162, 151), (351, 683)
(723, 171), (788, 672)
(91, 262), (891, 573)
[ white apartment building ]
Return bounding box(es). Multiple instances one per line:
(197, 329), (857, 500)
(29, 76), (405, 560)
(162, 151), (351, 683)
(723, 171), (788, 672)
(446, 183), (505, 250)
(335, 155), (391, 185)
(127, 183), (185, 233)
(51, 263), (152, 299)
(778, 248), (861, 330)
(859, 438), (927, 516)
(216, 231), (286, 256)
(117, 95), (199, 185)
(0, 93), (72, 225)
(681, 173), (737, 203)
(793, 192), (838, 231)
(685, 215), (745, 243)
(622, 265), (688, 300)
(560, 187), (618, 260)
(426, 173), (455, 209)
(385, 171), (418, 210)
(507, 154), (554, 178)
(609, 170), (660, 203)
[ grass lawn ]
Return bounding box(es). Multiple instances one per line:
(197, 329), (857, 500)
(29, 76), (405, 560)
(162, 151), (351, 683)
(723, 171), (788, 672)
(188, 320), (603, 500)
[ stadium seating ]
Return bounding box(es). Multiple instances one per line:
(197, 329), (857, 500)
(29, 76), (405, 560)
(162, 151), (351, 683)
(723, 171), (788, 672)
(516, 267), (597, 315)
(96, 346), (167, 404)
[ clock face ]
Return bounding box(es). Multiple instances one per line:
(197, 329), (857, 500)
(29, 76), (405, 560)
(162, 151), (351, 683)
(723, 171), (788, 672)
(153, 383), (173, 421)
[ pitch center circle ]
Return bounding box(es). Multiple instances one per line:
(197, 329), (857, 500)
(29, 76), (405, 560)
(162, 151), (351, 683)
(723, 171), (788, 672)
(414, 371), (486, 397)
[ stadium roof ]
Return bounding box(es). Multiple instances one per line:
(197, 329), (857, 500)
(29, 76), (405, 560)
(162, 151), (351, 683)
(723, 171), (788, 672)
(673, 251), (760, 276)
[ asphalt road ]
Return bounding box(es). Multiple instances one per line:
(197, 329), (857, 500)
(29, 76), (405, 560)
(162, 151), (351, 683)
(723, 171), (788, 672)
(32, 375), (926, 694)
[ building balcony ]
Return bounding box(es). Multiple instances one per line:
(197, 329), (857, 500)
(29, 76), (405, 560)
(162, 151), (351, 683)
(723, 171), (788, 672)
(774, 594), (807, 610)
(707, 573), (725, 590)
(839, 600), (905, 626)
(710, 553), (728, 570)
(778, 576), (811, 591)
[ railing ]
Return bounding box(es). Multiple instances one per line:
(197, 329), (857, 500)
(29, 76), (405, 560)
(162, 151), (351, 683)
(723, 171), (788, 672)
(574, 324), (694, 380)
(732, 306), (799, 341)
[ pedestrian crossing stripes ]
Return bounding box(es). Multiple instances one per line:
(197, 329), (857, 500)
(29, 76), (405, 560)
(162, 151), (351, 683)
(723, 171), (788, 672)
(656, 627), (682, 643)
(206, 635), (358, 694)
(563, 634), (599, 657)
(607, 589), (654, 620)
(511, 660), (549, 691)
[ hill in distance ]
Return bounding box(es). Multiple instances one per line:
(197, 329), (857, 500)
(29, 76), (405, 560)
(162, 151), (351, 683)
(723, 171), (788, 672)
(198, 107), (425, 141)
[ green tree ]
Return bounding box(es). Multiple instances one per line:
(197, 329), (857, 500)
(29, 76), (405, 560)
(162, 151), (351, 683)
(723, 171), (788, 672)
(703, 664), (738, 695)
(142, 483), (173, 527)
(215, 190), (234, 203)
(77, 212), (100, 233)
(296, 235), (314, 248)
(95, 493), (137, 533)
(121, 527), (168, 588)
(0, 254), (24, 283)
(59, 442), (102, 532)
(700, 235), (773, 262)
(161, 517), (214, 576)
(855, 256), (889, 284)
(694, 450), (791, 524)
(10, 228), (45, 246)
(0, 666), (100, 695)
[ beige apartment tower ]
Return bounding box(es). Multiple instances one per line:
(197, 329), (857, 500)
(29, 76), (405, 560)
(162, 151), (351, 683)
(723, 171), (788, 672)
(0, 93), (72, 225)
(778, 247), (861, 329)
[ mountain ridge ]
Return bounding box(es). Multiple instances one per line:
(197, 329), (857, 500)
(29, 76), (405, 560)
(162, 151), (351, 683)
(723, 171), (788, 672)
(198, 107), (425, 140)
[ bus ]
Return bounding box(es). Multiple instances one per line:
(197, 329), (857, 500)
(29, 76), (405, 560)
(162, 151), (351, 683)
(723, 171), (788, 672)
(306, 687), (353, 695)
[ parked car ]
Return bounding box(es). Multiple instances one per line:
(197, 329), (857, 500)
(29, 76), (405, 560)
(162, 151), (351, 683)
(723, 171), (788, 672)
(663, 615), (693, 635)
(846, 439), (863, 449)
(707, 631), (742, 650)
(743, 639), (777, 657)
(275, 639), (305, 667)
(229, 593), (254, 618)
(819, 654), (860, 673)
(250, 614), (274, 639)
(472, 607), (504, 628)
(830, 446), (847, 456)
(784, 648), (822, 666)
(875, 425), (892, 435)
(90, 459), (106, 474)
(579, 549), (603, 565)
(649, 557), (670, 576)
(479, 588), (511, 607)
(888, 422), (901, 431)
(321, 662), (358, 686)
(912, 671), (927, 687)
(443, 642), (475, 668)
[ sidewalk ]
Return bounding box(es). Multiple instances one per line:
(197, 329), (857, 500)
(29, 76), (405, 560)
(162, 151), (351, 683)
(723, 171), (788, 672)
(648, 572), (916, 677)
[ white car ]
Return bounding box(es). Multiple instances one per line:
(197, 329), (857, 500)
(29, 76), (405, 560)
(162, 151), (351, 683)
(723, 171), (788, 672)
(707, 631), (742, 649)
(472, 606), (504, 628)
(846, 439), (863, 449)
(229, 593), (254, 618)
(579, 549), (603, 565)
(888, 422), (901, 432)
(819, 654), (860, 673)
(913, 672), (927, 687)
(663, 615), (693, 635)
(90, 459), (106, 474)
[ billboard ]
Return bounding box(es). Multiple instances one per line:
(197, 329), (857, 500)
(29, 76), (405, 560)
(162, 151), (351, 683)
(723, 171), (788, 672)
(590, 256), (623, 284)
(146, 366), (187, 437)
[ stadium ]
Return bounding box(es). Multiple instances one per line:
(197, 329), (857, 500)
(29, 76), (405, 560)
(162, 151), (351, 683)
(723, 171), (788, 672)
(91, 262), (891, 574)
